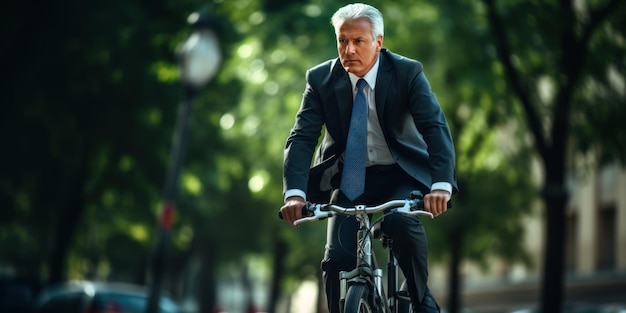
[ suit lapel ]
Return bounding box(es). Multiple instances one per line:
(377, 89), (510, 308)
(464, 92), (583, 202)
(375, 51), (392, 126)
(331, 60), (352, 141)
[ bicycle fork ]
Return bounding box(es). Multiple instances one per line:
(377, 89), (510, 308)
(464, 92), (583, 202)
(339, 212), (386, 312)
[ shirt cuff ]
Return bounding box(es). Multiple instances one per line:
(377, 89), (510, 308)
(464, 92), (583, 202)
(284, 189), (306, 202)
(431, 182), (452, 194)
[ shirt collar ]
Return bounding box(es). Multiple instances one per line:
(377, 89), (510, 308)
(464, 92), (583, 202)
(348, 54), (380, 91)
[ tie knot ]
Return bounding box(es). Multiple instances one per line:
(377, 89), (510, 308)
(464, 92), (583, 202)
(357, 78), (366, 92)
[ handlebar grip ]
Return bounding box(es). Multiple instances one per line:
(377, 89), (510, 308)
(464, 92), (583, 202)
(278, 203), (315, 219)
(409, 191), (452, 209)
(414, 200), (452, 209)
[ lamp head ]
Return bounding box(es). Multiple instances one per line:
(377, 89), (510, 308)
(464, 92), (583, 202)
(178, 13), (222, 88)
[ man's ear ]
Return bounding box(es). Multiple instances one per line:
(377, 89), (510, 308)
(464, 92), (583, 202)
(376, 35), (383, 51)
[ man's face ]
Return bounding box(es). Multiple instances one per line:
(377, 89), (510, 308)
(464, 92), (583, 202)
(336, 18), (383, 77)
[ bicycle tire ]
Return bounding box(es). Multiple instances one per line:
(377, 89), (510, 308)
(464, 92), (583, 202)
(344, 283), (375, 313)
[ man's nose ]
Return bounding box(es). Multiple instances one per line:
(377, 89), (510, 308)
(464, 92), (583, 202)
(345, 43), (356, 54)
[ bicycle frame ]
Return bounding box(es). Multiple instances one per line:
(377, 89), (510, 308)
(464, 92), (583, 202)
(382, 228), (413, 313)
(337, 208), (409, 313)
(338, 210), (381, 311)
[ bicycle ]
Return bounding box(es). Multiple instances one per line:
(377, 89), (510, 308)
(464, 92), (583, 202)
(280, 190), (447, 313)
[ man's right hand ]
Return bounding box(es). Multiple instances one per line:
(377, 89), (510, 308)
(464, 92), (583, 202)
(279, 196), (307, 228)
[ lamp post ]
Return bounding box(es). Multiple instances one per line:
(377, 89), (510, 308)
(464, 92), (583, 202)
(146, 12), (221, 313)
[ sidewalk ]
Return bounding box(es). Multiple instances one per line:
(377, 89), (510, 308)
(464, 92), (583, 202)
(457, 274), (626, 313)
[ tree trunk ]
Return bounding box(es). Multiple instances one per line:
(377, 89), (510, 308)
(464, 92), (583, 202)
(198, 240), (218, 313)
(539, 183), (568, 313)
(269, 238), (287, 313)
(48, 167), (87, 283)
(243, 265), (257, 313)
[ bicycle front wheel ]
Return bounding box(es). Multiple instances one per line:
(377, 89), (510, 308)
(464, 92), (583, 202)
(344, 283), (375, 313)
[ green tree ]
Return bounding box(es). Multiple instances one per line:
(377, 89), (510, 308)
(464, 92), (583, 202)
(481, 0), (626, 311)
(1, 0), (188, 282)
(406, 1), (540, 310)
(0, 2), (245, 312)
(215, 1), (336, 310)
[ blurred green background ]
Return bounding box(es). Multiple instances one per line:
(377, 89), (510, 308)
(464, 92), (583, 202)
(1, 0), (625, 312)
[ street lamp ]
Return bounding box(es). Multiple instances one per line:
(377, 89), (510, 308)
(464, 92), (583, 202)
(146, 11), (221, 313)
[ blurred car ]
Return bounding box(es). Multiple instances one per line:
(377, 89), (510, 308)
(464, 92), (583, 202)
(34, 281), (181, 313)
(0, 277), (40, 313)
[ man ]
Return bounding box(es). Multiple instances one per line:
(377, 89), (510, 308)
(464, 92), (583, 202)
(280, 3), (458, 312)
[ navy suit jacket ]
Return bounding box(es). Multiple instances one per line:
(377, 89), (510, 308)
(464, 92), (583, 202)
(283, 49), (458, 202)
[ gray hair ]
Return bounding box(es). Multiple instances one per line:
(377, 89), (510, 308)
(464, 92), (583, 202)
(331, 3), (384, 41)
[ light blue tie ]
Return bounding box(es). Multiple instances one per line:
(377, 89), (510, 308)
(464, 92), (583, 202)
(341, 78), (367, 201)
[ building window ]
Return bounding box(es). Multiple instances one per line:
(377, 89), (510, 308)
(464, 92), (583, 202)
(596, 206), (616, 271)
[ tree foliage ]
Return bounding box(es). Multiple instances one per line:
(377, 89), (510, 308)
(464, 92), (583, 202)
(478, 0), (626, 311)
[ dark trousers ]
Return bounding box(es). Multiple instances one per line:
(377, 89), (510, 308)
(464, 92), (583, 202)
(321, 164), (440, 313)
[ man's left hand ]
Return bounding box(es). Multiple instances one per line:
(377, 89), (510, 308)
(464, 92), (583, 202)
(423, 190), (451, 217)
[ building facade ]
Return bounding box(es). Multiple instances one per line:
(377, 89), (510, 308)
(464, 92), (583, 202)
(431, 156), (626, 312)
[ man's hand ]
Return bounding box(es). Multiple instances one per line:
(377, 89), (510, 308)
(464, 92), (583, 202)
(423, 190), (450, 217)
(279, 196), (307, 228)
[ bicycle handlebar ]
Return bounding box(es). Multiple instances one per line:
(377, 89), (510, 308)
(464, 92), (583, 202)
(278, 191), (451, 226)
